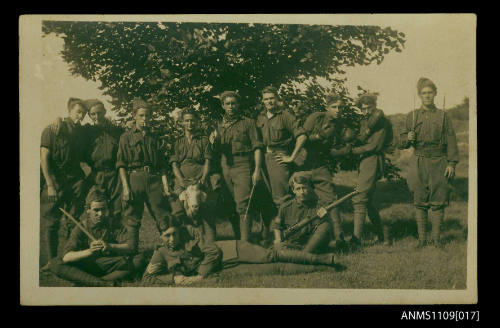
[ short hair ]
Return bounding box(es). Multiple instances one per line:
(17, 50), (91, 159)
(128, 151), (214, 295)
(67, 97), (86, 111)
(180, 108), (199, 121)
(417, 77), (437, 94)
(132, 97), (152, 115)
(157, 215), (180, 233)
(357, 93), (378, 107)
(220, 91), (241, 104)
(85, 188), (108, 208)
(289, 171), (313, 191)
(325, 93), (343, 106)
(261, 86), (279, 97)
(84, 99), (105, 112)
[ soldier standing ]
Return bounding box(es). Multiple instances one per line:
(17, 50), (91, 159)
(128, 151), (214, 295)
(170, 108), (216, 240)
(40, 97), (91, 268)
(211, 91), (264, 241)
(117, 98), (174, 253)
(83, 99), (125, 226)
(256, 86), (307, 206)
(400, 78), (459, 247)
(349, 93), (392, 246)
(301, 98), (347, 247)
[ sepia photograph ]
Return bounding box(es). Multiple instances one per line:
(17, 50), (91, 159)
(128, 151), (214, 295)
(19, 14), (477, 305)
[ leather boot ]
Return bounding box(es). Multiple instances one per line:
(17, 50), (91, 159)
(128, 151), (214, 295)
(415, 208), (428, 247)
(239, 213), (252, 242)
(430, 208), (444, 246)
(49, 260), (114, 287)
(42, 226), (60, 268)
(367, 203), (384, 242)
(275, 248), (335, 266)
(383, 225), (392, 246)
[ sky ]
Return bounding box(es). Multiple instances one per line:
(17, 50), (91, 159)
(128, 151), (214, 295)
(39, 15), (475, 128)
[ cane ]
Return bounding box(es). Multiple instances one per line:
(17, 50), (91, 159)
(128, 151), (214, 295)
(243, 183), (256, 223)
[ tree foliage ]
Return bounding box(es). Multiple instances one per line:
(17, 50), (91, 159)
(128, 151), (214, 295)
(42, 21), (405, 175)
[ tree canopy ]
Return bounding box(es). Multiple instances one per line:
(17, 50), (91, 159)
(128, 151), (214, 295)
(42, 21), (405, 177)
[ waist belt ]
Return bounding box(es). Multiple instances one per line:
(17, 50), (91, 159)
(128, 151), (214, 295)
(414, 147), (446, 158)
(94, 166), (116, 172)
(128, 165), (159, 174)
(266, 146), (288, 154)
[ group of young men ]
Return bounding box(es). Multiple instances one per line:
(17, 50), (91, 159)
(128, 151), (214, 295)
(40, 77), (459, 286)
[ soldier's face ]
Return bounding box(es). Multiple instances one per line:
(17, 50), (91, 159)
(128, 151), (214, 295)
(69, 104), (86, 124)
(326, 101), (342, 119)
(87, 201), (109, 227)
(360, 103), (374, 115)
(182, 114), (197, 132)
(222, 97), (239, 116)
(89, 106), (106, 125)
(419, 87), (436, 106)
(262, 92), (278, 111)
(161, 227), (180, 250)
(135, 108), (151, 129)
(292, 182), (312, 203)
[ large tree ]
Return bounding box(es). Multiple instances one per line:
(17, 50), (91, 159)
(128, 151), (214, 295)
(42, 21), (405, 177)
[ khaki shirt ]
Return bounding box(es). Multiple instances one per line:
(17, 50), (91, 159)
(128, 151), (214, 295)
(256, 109), (305, 150)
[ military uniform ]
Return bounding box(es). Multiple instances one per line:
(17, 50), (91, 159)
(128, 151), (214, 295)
(48, 213), (138, 287)
(271, 195), (333, 253)
(256, 108), (306, 206)
(301, 112), (344, 242)
(40, 118), (90, 266)
(214, 116), (264, 240)
(142, 225), (222, 285)
(400, 104), (459, 244)
(351, 109), (391, 242)
(85, 119), (124, 224)
(116, 126), (173, 252)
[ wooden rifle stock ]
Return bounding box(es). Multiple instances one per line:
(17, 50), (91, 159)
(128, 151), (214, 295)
(281, 190), (359, 241)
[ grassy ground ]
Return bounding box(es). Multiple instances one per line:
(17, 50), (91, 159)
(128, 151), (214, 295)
(40, 171), (468, 289)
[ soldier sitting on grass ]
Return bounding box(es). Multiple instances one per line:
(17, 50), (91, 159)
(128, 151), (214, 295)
(48, 189), (142, 287)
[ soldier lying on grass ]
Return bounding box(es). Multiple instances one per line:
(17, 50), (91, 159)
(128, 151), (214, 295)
(142, 217), (337, 286)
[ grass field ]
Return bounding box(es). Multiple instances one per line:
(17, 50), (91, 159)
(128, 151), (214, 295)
(40, 165), (468, 290)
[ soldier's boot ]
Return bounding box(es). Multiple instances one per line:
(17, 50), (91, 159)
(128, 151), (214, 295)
(415, 208), (428, 247)
(49, 260), (114, 287)
(351, 204), (366, 248)
(239, 213), (252, 242)
(328, 208), (347, 250)
(229, 212), (241, 240)
(274, 248), (335, 266)
(382, 225), (393, 246)
(367, 203), (385, 243)
(430, 208), (444, 246)
(259, 222), (271, 248)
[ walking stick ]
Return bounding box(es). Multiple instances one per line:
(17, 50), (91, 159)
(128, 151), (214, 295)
(243, 183), (256, 223)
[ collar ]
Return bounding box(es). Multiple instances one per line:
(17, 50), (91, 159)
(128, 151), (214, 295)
(420, 104), (438, 112)
(295, 197), (317, 209)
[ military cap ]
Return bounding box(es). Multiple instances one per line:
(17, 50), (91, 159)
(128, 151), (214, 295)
(84, 99), (105, 111)
(67, 97), (86, 111)
(288, 170), (313, 190)
(219, 91), (241, 103)
(132, 97), (151, 111)
(357, 93), (378, 107)
(417, 77), (437, 93)
(85, 188), (108, 206)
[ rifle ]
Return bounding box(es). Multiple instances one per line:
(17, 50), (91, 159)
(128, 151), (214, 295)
(59, 207), (97, 242)
(281, 190), (359, 241)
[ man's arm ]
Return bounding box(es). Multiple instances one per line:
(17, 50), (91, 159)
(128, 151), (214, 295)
(252, 148), (263, 186)
(40, 147), (58, 202)
(142, 249), (173, 285)
(62, 240), (104, 263)
(117, 135), (132, 202)
(399, 112), (414, 149)
(352, 128), (386, 155)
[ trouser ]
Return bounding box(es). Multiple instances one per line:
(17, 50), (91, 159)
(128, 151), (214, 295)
(264, 151), (292, 206)
(284, 220), (334, 254)
(415, 207), (444, 244)
(310, 166), (344, 241)
(122, 171), (173, 253)
(40, 174), (89, 267)
(352, 155), (384, 241)
(408, 155), (451, 210)
(48, 255), (136, 286)
(221, 154), (256, 241)
(90, 168), (122, 225)
(234, 240), (334, 266)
